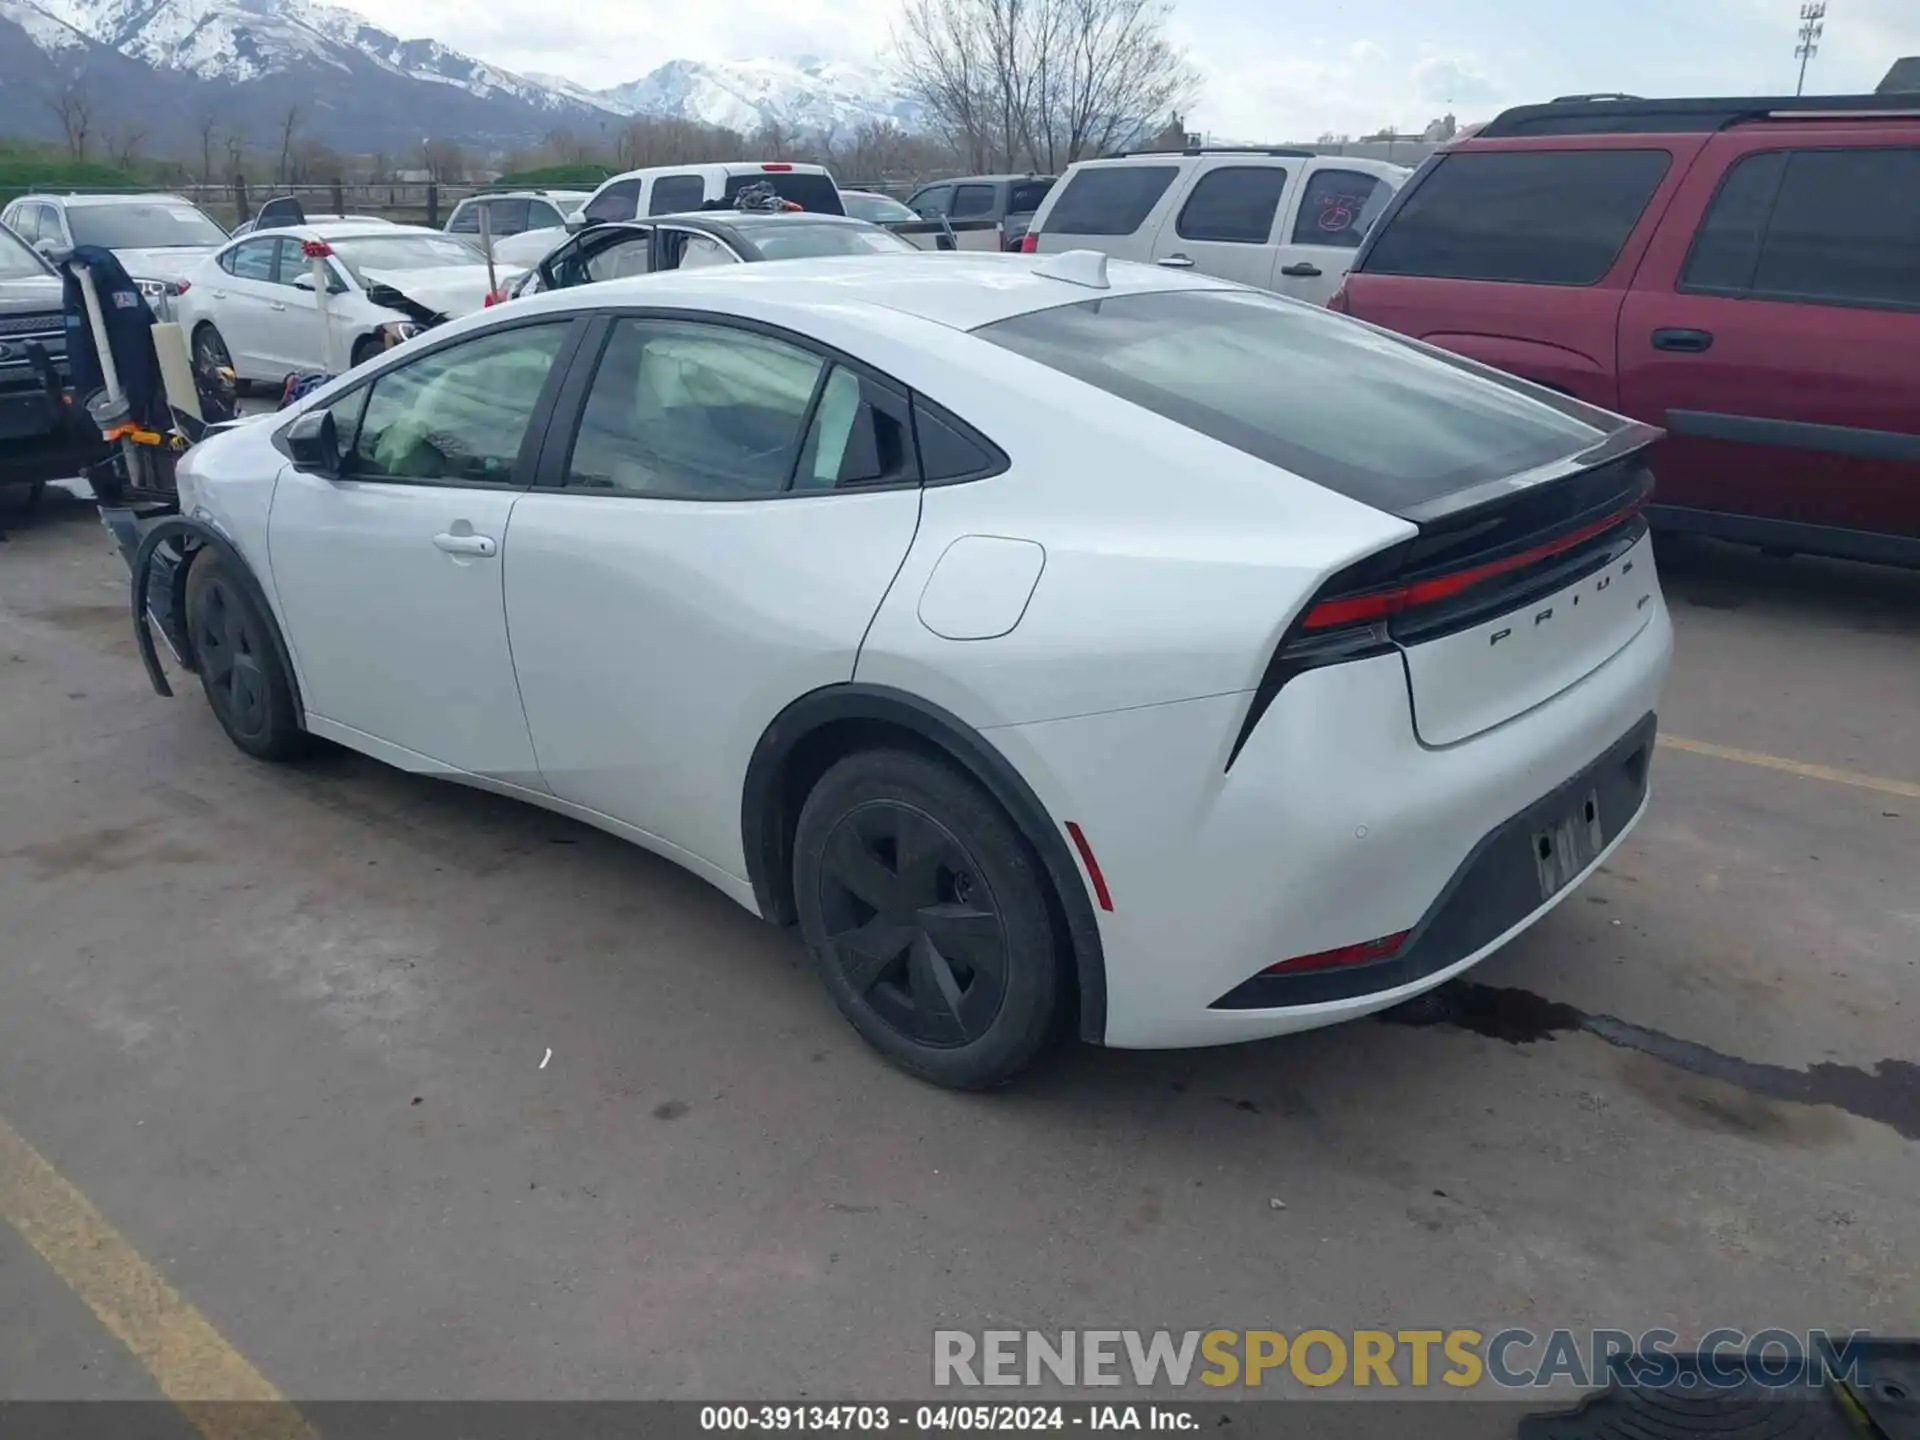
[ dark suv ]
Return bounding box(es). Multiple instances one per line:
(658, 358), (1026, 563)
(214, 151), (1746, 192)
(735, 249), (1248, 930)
(0, 223), (101, 506)
(1333, 92), (1920, 567)
(905, 174), (1056, 250)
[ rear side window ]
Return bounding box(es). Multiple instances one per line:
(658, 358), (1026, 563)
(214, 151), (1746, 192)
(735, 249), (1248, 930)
(975, 289), (1607, 515)
(1361, 149), (1672, 285)
(1680, 152), (1788, 293)
(1292, 169), (1393, 249)
(447, 203), (481, 233)
(1008, 180), (1054, 214)
(950, 184), (997, 219)
(585, 180), (641, 222)
(1175, 167), (1287, 244)
(1044, 165), (1178, 236)
(485, 198), (532, 234)
(723, 171), (845, 215)
(649, 175), (706, 215)
(1754, 148), (1918, 309)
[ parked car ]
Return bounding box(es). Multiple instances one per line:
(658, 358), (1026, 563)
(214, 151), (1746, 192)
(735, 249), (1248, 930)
(831, 188), (1002, 252)
(0, 222), (105, 506)
(1022, 149), (1407, 305)
(0, 192), (230, 319)
(905, 173), (1056, 250)
(157, 248), (1671, 1087)
(1334, 92), (1920, 567)
(506, 209), (917, 299)
(174, 221), (521, 383)
(232, 214), (397, 238)
(839, 190), (920, 224)
(445, 190), (593, 244)
(575, 162), (846, 224)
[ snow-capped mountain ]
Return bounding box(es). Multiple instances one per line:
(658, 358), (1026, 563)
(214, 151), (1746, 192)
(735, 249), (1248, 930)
(1, 0), (925, 152)
(591, 57), (928, 136)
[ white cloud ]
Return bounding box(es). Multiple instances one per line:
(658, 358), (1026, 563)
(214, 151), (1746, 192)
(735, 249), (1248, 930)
(1411, 54), (1501, 107)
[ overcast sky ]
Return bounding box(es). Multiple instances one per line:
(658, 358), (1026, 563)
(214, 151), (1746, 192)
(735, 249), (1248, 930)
(358, 0), (1914, 139)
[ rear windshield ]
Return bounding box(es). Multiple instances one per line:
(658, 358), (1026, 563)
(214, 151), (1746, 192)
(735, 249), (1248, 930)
(1008, 180), (1055, 215)
(974, 289), (1608, 514)
(723, 172), (845, 215)
(740, 221), (916, 260)
(1359, 149), (1672, 286)
(1042, 166), (1177, 235)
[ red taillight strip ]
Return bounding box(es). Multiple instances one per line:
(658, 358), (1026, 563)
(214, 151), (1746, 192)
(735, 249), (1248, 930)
(1064, 821), (1114, 912)
(1301, 499), (1646, 631)
(1263, 930), (1409, 975)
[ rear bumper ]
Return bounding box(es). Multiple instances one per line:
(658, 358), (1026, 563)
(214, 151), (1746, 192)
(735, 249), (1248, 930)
(988, 586), (1674, 1049)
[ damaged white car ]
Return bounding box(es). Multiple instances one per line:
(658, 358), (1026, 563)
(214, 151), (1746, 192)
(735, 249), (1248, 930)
(173, 222), (521, 384)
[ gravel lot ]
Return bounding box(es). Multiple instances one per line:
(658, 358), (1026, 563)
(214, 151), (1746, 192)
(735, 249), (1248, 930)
(1, 484), (1915, 1409)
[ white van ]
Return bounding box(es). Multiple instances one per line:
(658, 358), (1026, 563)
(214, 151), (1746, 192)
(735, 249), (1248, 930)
(1023, 148), (1409, 305)
(576, 163), (846, 225)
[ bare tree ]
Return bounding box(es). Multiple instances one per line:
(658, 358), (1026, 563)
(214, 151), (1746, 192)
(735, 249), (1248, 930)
(49, 81), (94, 161)
(193, 107), (224, 185)
(104, 116), (148, 169)
(420, 137), (467, 182)
(276, 105), (302, 184)
(896, 0), (1197, 172)
(541, 128), (598, 165)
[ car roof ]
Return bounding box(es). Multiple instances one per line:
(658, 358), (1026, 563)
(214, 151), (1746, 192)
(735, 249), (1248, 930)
(601, 161), (834, 183)
(921, 174), (1055, 185)
(518, 251), (1236, 331)
(57, 192), (199, 207)
(464, 190), (592, 202)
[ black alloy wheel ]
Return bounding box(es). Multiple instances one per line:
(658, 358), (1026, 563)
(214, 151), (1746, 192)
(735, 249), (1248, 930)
(817, 801), (1010, 1048)
(184, 556), (306, 761)
(794, 749), (1063, 1088)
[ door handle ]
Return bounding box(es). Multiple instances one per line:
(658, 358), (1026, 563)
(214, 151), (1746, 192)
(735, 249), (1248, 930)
(1651, 327), (1713, 353)
(210, 290), (227, 299)
(269, 301), (287, 312)
(1280, 262), (1323, 277)
(433, 531), (498, 557)
(1156, 254), (1195, 268)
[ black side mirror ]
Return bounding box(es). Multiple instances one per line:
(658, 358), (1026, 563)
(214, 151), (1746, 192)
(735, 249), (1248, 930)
(285, 408), (340, 474)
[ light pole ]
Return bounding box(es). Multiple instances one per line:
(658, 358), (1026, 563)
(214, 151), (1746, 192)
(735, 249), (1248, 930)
(1795, 1), (1826, 96)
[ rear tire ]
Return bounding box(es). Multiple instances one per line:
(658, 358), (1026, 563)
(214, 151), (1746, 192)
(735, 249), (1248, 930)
(184, 554), (307, 762)
(793, 749), (1063, 1089)
(193, 323), (245, 398)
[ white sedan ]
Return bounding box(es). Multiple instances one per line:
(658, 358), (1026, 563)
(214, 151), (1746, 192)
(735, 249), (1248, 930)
(155, 251), (1673, 1088)
(172, 222), (517, 383)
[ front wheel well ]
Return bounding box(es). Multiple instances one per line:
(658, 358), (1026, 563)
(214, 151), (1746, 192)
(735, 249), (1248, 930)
(742, 687), (1109, 1043)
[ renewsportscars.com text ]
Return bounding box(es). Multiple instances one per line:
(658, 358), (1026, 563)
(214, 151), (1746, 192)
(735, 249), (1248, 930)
(932, 1328), (1870, 1390)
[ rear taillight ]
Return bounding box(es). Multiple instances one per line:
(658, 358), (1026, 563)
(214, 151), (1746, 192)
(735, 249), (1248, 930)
(1019, 233), (1039, 254)
(174, 279), (190, 296)
(1298, 498), (1647, 633)
(1264, 931), (1408, 976)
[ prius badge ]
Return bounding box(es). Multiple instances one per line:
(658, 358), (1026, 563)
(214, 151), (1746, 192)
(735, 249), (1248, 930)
(1488, 557), (1644, 647)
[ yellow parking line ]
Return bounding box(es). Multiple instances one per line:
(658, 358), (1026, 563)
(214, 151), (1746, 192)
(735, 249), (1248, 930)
(0, 1113), (314, 1440)
(1659, 735), (1920, 801)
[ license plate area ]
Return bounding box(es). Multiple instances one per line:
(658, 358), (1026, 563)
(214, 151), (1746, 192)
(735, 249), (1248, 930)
(1532, 789), (1605, 901)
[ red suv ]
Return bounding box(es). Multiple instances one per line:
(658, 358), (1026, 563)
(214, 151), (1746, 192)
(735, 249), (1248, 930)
(1333, 93), (1920, 567)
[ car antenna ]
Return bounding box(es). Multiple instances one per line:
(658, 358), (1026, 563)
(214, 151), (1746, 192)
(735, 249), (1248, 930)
(1031, 249), (1110, 289)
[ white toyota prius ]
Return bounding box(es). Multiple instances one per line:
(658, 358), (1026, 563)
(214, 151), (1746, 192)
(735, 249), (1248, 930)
(156, 250), (1673, 1088)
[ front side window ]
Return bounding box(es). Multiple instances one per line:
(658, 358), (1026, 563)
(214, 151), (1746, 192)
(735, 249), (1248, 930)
(950, 184), (997, 219)
(976, 288), (1608, 515)
(1045, 165), (1178, 236)
(529, 201), (565, 229)
(1292, 169), (1393, 248)
(484, 198), (532, 235)
(347, 323), (569, 484)
(0, 221), (46, 278)
(580, 233), (654, 284)
(224, 238), (279, 281)
(585, 179), (641, 222)
(1360, 149), (1672, 286)
(446, 202), (481, 234)
(7, 205), (41, 244)
(1176, 166), (1288, 244)
(649, 175), (707, 215)
(910, 186), (952, 218)
(661, 232), (740, 270)
(565, 318), (826, 497)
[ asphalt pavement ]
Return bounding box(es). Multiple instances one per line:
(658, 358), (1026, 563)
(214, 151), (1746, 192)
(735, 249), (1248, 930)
(0, 486), (1914, 1414)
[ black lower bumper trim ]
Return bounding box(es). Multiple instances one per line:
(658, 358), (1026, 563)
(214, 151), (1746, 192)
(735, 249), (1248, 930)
(1210, 711), (1658, 1010)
